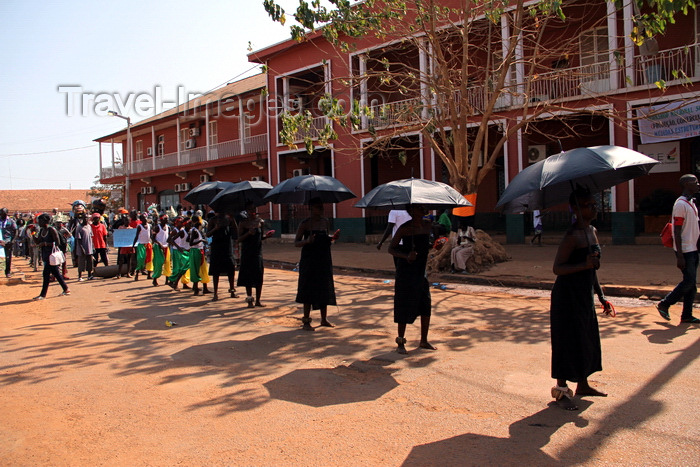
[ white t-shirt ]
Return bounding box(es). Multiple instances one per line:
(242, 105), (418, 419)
(672, 196), (699, 253)
(388, 210), (411, 237)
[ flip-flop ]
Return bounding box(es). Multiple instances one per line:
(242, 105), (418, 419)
(656, 303), (671, 321)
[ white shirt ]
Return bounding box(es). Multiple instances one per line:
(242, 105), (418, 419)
(388, 210), (411, 237)
(155, 224), (170, 248)
(672, 196), (699, 253)
(136, 223), (151, 244)
(174, 228), (190, 249)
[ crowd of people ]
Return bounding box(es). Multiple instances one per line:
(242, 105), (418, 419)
(3, 176), (699, 411)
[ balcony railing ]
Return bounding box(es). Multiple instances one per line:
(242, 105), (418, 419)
(634, 43), (697, 86)
(100, 164), (124, 180)
(366, 97), (423, 130)
(100, 134), (268, 179)
(284, 115), (329, 143)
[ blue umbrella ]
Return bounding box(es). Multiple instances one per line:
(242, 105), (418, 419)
(496, 145), (658, 213)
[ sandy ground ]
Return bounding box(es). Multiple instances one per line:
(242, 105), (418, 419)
(1, 258), (699, 466)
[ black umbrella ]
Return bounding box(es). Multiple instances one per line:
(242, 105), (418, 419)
(208, 180), (273, 212)
(496, 145), (658, 213)
(354, 178), (472, 210)
(263, 174), (356, 204)
(183, 181), (235, 205)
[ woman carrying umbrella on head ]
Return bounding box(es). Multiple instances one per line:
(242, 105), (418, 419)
(549, 187), (612, 410)
(294, 197), (339, 331)
(388, 204), (437, 355)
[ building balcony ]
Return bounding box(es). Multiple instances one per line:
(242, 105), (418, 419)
(100, 134), (267, 180)
(278, 114), (329, 145)
(355, 43), (700, 130)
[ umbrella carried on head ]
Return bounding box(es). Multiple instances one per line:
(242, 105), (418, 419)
(496, 145), (658, 213)
(183, 180), (235, 206)
(208, 180), (273, 213)
(263, 174), (356, 204)
(354, 178), (472, 210)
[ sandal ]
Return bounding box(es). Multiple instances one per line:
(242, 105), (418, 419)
(551, 386), (578, 411)
(395, 336), (407, 354)
(656, 302), (670, 321)
(301, 316), (314, 331)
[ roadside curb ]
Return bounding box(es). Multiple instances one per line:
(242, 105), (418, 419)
(264, 259), (669, 300)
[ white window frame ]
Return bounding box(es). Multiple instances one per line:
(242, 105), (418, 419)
(135, 140), (143, 160)
(208, 120), (218, 145)
(158, 135), (165, 156)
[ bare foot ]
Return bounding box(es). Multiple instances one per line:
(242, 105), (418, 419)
(255, 302), (266, 307)
(319, 320), (334, 327)
(419, 341), (437, 350)
(576, 386), (608, 397)
(302, 323), (315, 331)
(211, 294), (219, 302)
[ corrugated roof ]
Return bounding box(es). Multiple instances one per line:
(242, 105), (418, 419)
(95, 73), (267, 141)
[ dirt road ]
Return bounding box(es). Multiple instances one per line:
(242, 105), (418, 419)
(1, 264), (698, 465)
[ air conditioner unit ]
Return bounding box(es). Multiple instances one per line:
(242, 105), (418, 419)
(292, 168), (304, 177)
(251, 176), (263, 181)
(140, 187), (148, 195)
(146, 186), (156, 194)
(189, 128), (200, 137)
(174, 183), (182, 192)
(527, 145), (547, 164)
(185, 139), (196, 149)
(199, 174), (210, 183)
(181, 182), (191, 191)
(146, 147), (153, 156)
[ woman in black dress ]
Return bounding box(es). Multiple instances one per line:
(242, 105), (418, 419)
(207, 211), (238, 301)
(388, 204), (436, 354)
(34, 213), (70, 300)
(550, 188), (612, 410)
(237, 202), (271, 307)
(294, 198), (338, 331)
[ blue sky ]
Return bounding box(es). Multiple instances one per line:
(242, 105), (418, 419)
(0, 0), (294, 190)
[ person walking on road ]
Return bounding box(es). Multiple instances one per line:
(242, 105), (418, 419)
(294, 198), (338, 331)
(0, 207), (17, 277)
(656, 174), (700, 324)
(388, 204), (436, 354)
(237, 202), (272, 308)
(33, 213), (70, 300)
(206, 211), (237, 301)
(549, 188), (611, 411)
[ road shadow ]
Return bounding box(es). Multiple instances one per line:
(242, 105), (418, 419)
(264, 358), (399, 407)
(402, 403), (592, 466)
